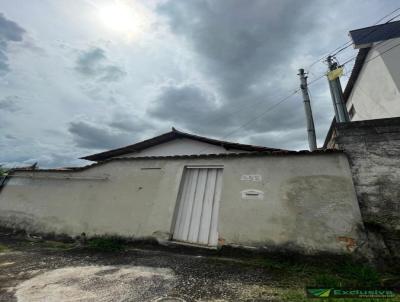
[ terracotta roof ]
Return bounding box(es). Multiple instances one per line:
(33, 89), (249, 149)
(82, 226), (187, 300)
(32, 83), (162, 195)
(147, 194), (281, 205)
(12, 149), (343, 173)
(81, 128), (285, 162)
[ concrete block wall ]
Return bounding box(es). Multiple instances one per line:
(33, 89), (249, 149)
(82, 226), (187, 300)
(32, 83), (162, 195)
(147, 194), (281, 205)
(335, 117), (400, 260)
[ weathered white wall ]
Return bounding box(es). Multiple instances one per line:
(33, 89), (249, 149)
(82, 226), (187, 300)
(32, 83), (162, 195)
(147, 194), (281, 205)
(118, 138), (249, 158)
(0, 153), (364, 254)
(347, 38), (400, 121)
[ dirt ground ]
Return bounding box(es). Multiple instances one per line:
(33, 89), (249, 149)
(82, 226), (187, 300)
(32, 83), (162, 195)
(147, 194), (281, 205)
(0, 235), (286, 302)
(1, 233), (399, 302)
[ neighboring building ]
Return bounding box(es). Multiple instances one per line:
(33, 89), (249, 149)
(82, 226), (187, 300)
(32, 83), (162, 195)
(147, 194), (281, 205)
(324, 20), (400, 148)
(320, 21), (400, 261)
(345, 21), (400, 121)
(81, 128), (282, 161)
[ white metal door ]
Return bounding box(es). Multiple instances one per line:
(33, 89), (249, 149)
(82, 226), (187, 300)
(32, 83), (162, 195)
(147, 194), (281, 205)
(173, 167), (223, 246)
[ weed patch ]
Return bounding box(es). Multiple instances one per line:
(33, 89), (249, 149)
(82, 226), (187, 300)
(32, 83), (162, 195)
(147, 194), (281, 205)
(86, 237), (125, 252)
(0, 243), (8, 253)
(220, 255), (400, 301)
(247, 256), (382, 287)
(336, 261), (380, 287)
(42, 240), (75, 250)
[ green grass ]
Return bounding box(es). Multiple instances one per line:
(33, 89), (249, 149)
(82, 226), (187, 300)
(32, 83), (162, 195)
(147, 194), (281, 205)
(215, 255), (400, 302)
(86, 237), (125, 252)
(0, 244), (8, 253)
(251, 257), (382, 287)
(335, 261), (381, 287)
(41, 240), (76, 250)
(280, 288), (315, 302)
(280, 287), (400, 302)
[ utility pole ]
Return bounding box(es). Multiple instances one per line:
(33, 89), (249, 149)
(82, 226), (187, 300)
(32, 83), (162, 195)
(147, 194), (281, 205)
(298, 68), (317, 151)
(326, 56), (350, 123)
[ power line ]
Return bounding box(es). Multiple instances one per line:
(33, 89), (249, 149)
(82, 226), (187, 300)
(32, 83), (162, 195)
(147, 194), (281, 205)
(332, 10), (400, 57)
(195, 10), (400, 151)
(190, 89), (298, 129)
(341, 38), (400, 66)
(306, 7), (400, 71)
(364, 40), (400, 63)
(192, 9), (400, 137)
(331, 10), (400, 57)
(307, 38), (400, 87)
(197, 89), (301, 152)
(203, 38), (400, 148)
(330, 9), (400, 58)
(218, 90), (300, 139)
(198, 68), (334, 150)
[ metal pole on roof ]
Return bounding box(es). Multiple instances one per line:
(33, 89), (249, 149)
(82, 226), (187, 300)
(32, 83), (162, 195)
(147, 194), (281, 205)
(298, 68), (317, 151)
(326, 56), (350, 123)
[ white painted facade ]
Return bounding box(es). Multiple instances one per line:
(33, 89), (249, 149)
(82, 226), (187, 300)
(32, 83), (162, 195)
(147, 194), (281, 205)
(0, 153), (364, 254)
(116, 138), (249, 158)
(346, 38), (400, 121)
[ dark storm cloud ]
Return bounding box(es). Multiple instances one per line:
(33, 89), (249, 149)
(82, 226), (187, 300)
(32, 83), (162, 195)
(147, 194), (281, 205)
(0, 13), (25, 75)
(157, 0), (319, 99)
(108, 112), (154, 132)
(68, 120), (136, 150)
(75, 47), (126, 82)
(148, 84), (233, 135)
(149, 0), (332, 148)
(148, 82), (306, 142)
(0, 95), (20, 112)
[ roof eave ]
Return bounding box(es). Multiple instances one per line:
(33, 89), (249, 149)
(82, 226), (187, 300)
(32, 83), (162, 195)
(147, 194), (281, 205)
(81, 129), (283, 162)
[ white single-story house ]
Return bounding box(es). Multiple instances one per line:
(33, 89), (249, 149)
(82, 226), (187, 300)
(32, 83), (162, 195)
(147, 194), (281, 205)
(0, 129), (364, 254)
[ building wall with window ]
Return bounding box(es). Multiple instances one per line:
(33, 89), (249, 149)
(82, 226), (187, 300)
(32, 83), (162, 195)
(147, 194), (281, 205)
(0, 152), (364, 255)
(346, 38), (400, 121)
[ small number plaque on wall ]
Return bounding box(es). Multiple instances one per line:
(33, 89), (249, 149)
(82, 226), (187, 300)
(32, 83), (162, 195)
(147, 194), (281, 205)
(241, 189), (264, 200)
(240, 174), (262, 182)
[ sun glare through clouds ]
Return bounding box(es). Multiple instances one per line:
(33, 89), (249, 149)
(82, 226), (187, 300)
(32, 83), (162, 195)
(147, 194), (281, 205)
(97, 0), (150, 40)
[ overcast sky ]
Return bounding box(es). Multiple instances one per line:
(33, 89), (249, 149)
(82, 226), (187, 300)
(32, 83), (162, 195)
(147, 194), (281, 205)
(0, 0), (398, 167)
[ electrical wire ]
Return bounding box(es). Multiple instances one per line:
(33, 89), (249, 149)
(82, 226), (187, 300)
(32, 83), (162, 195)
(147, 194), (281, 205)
(196, 70), (332, 153)
(186, 8), (400, 133)
(196, 89), (301, 153)
(195, 10), (400, 152)
(188, 89), (299, 129)
(308, 38), (400, 86)
(340, 38), (400, 66)
(306, 7), (400, 71)
(199, 37), (400, 149)
(214, 90), (300, 141)
(331, 11), (400, 57)
(363, 40), (400, 63)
